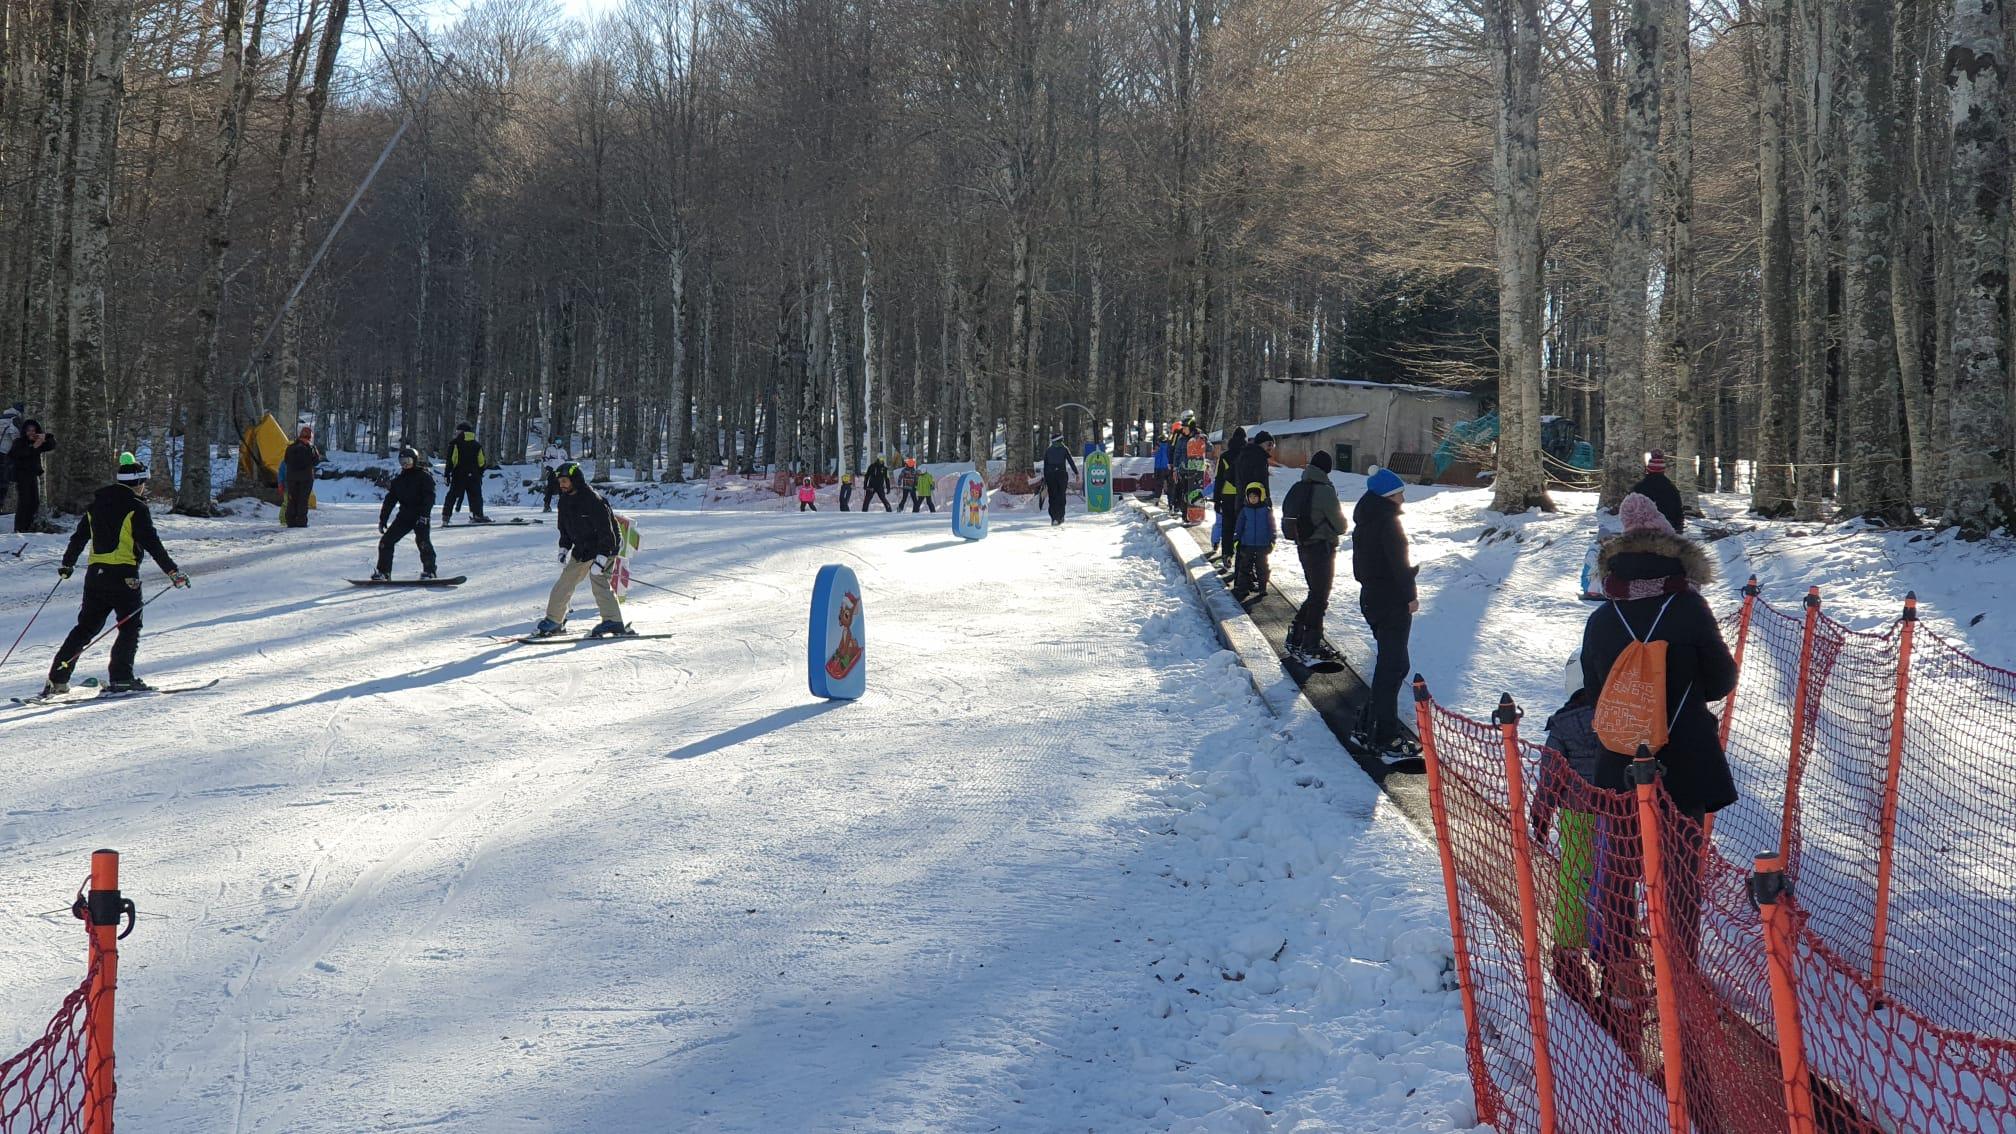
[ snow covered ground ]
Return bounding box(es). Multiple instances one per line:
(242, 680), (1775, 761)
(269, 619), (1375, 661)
(0, 494), (1478, 1132)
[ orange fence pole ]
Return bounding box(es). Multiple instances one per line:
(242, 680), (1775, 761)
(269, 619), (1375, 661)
(1494, 693), (1559, 1134)
(1776, 587), (1823, 863)
(1749, 854), (1818, 1134)
(1869, 592), (1917, 1000)
(1414, 676), (1495, 1130)
(1631, 751), (1691, 1134)
(78, 848), (127, 1134)
(1703, 576), (1761, 846)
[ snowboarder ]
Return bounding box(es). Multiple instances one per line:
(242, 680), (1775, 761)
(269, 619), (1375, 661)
(863, 456), (893, 512)
(1353, 466), (1418, 754)
(1627, 450), (1685, 533)
(1213, 428), (1246, 562)
(1580, 491), (1737, 961)
(1285, 450), (1347, 662)
(1042, 436), (1077, 525)
(443, 422), (491, 524)
(1231, 483), (1274, 600)
(373, 446), (439, 581)
(914, 467), (936, 512)
(541, 439), (570, 512)
(44, 454), (188, 695)
(839, 472), (855, 512)
(537, 462), (629, 638)
(797, 476), (818, 511)
(896, 459), (920, 511)
(11, 420), (54, 533)
(280, 425), (321, 528)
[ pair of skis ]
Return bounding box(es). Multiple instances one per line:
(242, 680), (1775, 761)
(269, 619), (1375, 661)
(11, 678), (221, 708)
(348, 576), (467, 587)
(489, 630), (675, 645)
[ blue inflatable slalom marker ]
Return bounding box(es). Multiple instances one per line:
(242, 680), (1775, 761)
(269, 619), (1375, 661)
(951, 471), (989, 541)
(808, 564), (867, 700)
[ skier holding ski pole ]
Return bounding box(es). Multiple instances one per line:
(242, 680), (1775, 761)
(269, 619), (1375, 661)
(43, 454), (188, 695)
(533, 463), (630, 639)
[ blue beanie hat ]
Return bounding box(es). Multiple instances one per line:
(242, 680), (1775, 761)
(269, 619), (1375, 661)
(1367, 466), (1405, 498)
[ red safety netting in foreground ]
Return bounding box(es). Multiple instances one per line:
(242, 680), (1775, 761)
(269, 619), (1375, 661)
(0, 953), (105, 1134)
(1420, 697), (1784, 1133)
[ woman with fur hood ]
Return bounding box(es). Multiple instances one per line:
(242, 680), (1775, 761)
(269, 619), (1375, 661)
(1580, 491), (1739, 818)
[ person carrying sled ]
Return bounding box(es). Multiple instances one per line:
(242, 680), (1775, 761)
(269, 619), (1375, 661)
(1627, 449), (1686, 533)
(541, 439), (570, 513)
(1041, 436), (1077, 525)
(537, 462), (630, 638)
(863, 456), (893, 512)
(1353, 466), (1418, 755)
(797, 476), (818, 511)
(373, 446), (439, 581)
(280, 425), (322, 528)
(1284, 450), (1347, 661)
(44, 454), (189, 695)
(11, 420), (55, 533)
(897, 459), (921, 512)
(914, 467), (936, 512)
(1213, 428), (1246, 562)
(443, 422), (491, 524)
(1231, 482), (1275, 600)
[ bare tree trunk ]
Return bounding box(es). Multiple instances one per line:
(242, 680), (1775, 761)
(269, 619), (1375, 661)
(1941, 0), (2013, 531)
(275, 0), (347, 438)
(1837, 0), (1913, 522)
(1600, 0), (1664, 509)
(664, 239), (688, 481)
(1488, 0), (1553, 513)
(860, 238), (881, 463)
(1662, 0), (1700, 510)
(1794, 0), (1837, 513)
(1754, 0), (1799, 514)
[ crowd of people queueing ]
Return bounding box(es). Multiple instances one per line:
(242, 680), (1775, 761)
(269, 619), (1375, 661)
(794, 455), (939, 513)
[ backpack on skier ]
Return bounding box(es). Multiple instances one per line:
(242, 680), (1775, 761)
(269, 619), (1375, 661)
(1592, 597), (1684, 756)
(1279, 479), (1316, 544)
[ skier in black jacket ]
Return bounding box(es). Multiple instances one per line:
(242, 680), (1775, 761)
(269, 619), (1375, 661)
(281, 426), (322, 528)
(862, 457), (893, 512)
(1352, 467), (1418, 752)
(537, 463), (629, 638)
(373, 446), (439, 580)
(1042, 437), (1078, 525)
(44, 453), (188, 695)
(442, 423), (491, 524)
(1626, 450), (1686, 533)
(1227, 429), (1275, 561)
(1213, 428), (1246, 562)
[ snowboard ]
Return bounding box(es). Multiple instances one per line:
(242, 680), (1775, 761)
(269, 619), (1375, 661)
(1085, 450), (1112, 513)
(439, 517), (544, 527)
(1284, 651), (1347, 676)
(348, 576), (467, 587)
(1576, 508), (1624, 600)
(12, 678), (220, 708)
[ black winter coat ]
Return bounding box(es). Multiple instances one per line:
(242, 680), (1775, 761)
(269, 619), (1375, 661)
(64, 484), (176, 579)
(1232, 442), (1273, 502)
(865, 461), (889, 492)
(1215, 430), (1246, 510)
(1351, 491), (1417, 610)
(1579, 530), (1738, 815)
(1042, 444), (1077, 480)
(1628, 472), (1686, 532)
(282, 440), (321, 483)
(447, 433), (486, 481)
(10, 425), (52, 483)
(555, 483), (619, 562)
(380, 467), (436, 525)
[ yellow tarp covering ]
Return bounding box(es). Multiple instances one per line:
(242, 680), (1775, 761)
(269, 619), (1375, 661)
(239, 413), (315, 509)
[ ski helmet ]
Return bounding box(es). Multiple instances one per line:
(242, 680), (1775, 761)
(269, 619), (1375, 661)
(399, 446), (420, 468)
(115, 452), (146, 484)
(555, 462), (584, 483)
(457, 421), (473, 434)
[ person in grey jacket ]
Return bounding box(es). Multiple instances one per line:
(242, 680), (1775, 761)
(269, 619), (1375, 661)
(1286, 450), (1348, 659)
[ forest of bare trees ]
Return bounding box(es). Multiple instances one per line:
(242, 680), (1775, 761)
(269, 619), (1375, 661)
(0, 0), (2011, 533)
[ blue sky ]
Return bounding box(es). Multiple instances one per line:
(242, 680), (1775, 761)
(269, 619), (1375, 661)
(417, 0), (620, 29)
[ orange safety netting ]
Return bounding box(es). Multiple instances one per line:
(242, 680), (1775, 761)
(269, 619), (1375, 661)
(0, 954), (106, 1134)
(1418, 580), (2016, 1134)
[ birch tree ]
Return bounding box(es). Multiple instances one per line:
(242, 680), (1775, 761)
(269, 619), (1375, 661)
(1487, 0), (1552, 514)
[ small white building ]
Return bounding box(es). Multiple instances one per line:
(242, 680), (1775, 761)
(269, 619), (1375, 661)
(1250, 379), (1486, 474)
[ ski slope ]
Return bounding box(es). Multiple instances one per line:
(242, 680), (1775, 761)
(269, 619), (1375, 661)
(0, 500), (1477, 1132)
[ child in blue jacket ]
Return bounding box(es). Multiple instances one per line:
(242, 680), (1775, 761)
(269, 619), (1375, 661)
(1232, 482), (1274, 599)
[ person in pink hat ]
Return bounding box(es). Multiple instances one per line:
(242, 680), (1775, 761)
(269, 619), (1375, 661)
(1628, 449), (1685, 532)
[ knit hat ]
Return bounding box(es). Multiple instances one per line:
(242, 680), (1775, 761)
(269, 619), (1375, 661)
(1619, 491), (1675, 535)
(1310, 449), (1333, 473)
(1367, 466), (1405, 498)
(298, 425), (313, 440)
(115, 452), (146, 484)
(1252, 430), (1274, 446)
(1645, 449), (1667, 475)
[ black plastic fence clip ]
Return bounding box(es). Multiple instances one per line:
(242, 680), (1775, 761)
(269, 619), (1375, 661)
(1492, 693), (1522, 726)
(1748, 867), (1789, 910)
(70, 876), (137, 939)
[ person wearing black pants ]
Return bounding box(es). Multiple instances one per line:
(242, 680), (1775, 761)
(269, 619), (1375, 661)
(1352, 466), (1419, 750)
(1214, 428), (1246, 561)
(281, 426), (322, 528)
(863, 457), (893, 512)
(1287, 450), (1347, 657)
(374, 447), (439, 580)
(10, 420), (53, 533)
(1042, 436), (1077, 525)
(45, 454), (188, 695)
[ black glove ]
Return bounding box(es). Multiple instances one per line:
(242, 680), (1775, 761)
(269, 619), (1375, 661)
(56, 565), (72, 580)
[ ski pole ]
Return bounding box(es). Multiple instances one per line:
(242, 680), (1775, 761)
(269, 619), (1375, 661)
(626, 576), (696, 601)
(0, 576), (63, 674)
(52, 582), (176, 677)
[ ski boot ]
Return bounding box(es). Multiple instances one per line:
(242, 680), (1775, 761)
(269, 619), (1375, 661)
(589, 619), (636, 639)
(473, 515), (495, 525)
(532, 617), (568, 639)
(40, 680), (68, 698)
(369, 569), (390, 582)
(105, 677), (154, 694)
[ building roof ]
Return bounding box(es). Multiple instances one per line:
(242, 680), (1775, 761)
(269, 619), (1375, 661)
(1263, 377), (1479, 400)
(1209, 414), (1367, 443)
